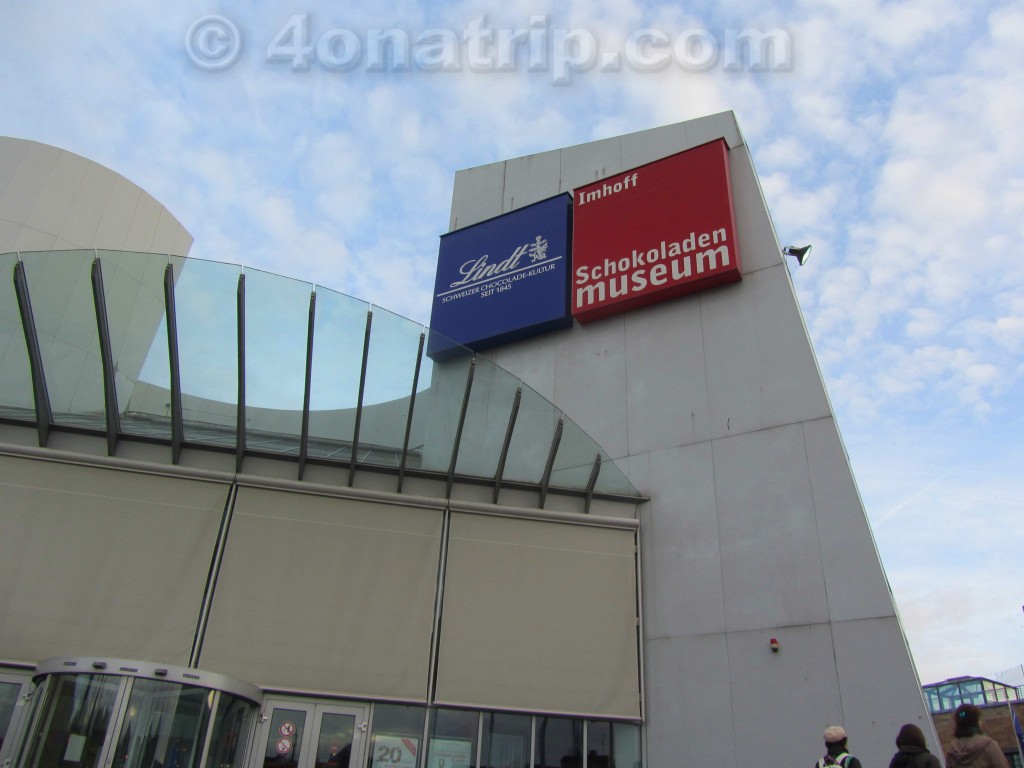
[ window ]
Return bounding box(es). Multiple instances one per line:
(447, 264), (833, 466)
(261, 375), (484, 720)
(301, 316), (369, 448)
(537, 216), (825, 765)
(112, 679), (213, 768)
(534, 717), (582, 768)
(367, 704), (425, 768)
(22, 674), (121, 768)
(427, 709), (479, 768)
(480, 713), (531, 768)
(585, 722), (641, 768)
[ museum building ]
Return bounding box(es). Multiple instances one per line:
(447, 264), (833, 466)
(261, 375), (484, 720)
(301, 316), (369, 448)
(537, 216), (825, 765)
(0, 112), (934, 768)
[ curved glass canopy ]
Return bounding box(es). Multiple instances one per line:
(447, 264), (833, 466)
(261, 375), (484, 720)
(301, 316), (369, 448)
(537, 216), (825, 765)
(0, 250), (640, 507)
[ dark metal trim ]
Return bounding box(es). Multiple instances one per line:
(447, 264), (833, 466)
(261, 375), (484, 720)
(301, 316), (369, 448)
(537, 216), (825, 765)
(298, 291), (316, 480)
(348, 310), (372, 487)
(163, 264), (184, 464)
(492, 385), (522, 503)
(13, 259), (52, 447)
(426, 507), (452, 703)
(538, 417), (564, 509)
(90, 258), (121, 456)
(397, 331), (426, 493)
(583, 453), (602, 514)
(446, 357), (476, 499)
(235, 273), (246, 473)
(190, 482), (239, 668)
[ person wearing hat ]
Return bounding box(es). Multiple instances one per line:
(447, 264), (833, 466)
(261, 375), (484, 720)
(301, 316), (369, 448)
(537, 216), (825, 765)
(816, 725), (862, 768)
(946, 704), (1010, 768)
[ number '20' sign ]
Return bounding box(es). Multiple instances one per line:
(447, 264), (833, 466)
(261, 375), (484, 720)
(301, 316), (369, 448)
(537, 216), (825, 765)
(372, 735), (417, 768)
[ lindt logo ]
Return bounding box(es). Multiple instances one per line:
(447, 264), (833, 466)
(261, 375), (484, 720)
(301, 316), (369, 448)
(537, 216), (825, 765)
(449, 236), (549, 288)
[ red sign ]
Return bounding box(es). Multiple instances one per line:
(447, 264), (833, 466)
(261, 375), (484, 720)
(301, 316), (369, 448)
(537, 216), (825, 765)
(571, 139), (741, 323)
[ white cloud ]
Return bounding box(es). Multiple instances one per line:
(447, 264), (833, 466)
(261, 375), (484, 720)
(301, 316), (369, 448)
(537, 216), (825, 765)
(4, 0), (1024, 690)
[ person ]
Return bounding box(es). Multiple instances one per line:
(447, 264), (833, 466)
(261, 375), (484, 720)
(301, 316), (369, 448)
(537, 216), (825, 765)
(816, 725), (863, 768)
(946, 703), (1010, 768)
(887, 723), (942, 768)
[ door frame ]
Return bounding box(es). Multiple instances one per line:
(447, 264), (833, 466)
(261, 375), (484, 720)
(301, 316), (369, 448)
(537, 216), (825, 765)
(252, 698), (369, 768)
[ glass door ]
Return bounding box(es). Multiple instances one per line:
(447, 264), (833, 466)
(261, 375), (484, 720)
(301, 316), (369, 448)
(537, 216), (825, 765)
(255, 700), (367, 768)
(0, 672), (34, 768)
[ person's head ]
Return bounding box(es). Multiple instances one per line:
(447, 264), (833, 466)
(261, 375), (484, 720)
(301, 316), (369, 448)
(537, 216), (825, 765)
(824, 725), (848, 750)
(954, 704), (982, 738)
(896, 724), (926, 749)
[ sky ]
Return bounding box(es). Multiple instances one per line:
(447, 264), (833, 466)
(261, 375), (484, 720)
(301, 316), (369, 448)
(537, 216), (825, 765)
(1, 0), (1022, 688)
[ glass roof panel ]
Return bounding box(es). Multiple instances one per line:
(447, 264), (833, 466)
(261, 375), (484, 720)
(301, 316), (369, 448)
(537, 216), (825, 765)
(553, 417), (636, 497)
(408, 334), (475, 474)
(95, 249), (176, 440)
(305, 286), (369, 461)
(243, 267), (312, 456)
(21, 250), (105, 430)
(170, 258), (242, 447)
(351, 302), (429, 469)
(501, 384), (560, 486)
(0, 251), (640, 501)
(452, 354), (520, 480)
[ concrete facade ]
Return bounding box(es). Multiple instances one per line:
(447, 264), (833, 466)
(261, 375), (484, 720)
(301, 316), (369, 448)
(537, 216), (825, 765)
(449, 111), (936, 767)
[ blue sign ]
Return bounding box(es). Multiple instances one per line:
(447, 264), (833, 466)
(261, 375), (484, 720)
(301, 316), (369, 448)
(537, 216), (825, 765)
(429, 194), (572, 357)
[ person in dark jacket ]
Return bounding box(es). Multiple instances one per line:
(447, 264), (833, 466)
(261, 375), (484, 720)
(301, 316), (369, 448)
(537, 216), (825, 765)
(815, 726), (863, 768)
(888, 723), (942, 768)
(946, 704), (1010, 768)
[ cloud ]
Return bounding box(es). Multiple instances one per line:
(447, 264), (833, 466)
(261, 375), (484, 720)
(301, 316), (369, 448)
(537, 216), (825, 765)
(4, 0), (1023, 687)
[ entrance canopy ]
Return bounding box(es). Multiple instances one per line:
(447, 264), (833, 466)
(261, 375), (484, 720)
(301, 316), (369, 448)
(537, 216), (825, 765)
(0, 249), (640, 508)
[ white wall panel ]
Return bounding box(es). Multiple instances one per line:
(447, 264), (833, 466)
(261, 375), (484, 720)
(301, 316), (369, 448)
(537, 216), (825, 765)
(0, 455), (228, 664)
(60, 163), (118, 246)
(729, 143), (785, 275)
(503, 149), (561, 212)
(0, 142), (58, 225)
(153, 209), (190, 255)
(485, 328), (564, 403)
(172, 227), (194, 259)
(552, 316), (628, 459)
(0, 139), (28, 202)
(12, 229), (57, 252)
(200, 488), (443, 700)
(713, 423), (829, 631)
(700, 278), (766, 438)
(93, 177), (142, 251)
(833, 617), (937, 768)
(122, 189), (163, 253)
(624, 298), (710, 454)
(805, 417), (898, 621)
(0, 221), (21, 253)
(449, 161), (505, 230)
(702, 264), (830, 439)
(643, 634), (734, 768)
(558, 136), (621, 193)
(619, 122), (688, 170)
(642, 442), (725, 638)
(23, 150), (89, 237)
(727, 623), (844, 767)
(683, 111), (743, 149)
